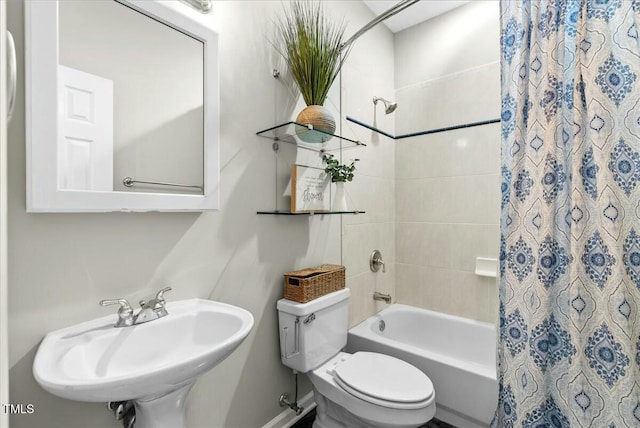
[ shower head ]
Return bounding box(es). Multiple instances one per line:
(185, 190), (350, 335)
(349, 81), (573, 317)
(373, 96), (398, 114)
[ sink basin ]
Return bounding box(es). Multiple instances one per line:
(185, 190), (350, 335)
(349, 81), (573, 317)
(33, 298), (254, 428)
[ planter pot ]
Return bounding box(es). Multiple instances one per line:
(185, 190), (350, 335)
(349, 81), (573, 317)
(332, 181), (349, 212)
(295, 105), (336, 143)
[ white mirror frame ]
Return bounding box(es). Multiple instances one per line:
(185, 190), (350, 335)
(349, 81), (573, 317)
(25, 0), (219, 212)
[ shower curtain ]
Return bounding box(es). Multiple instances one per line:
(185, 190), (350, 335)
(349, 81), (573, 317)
(494, 1), (640, 426)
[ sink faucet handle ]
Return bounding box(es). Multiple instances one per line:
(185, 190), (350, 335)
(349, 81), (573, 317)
(100, 298), (132, 310)
(154, 286), (172, 305)
(99, 299), (134, 327)
(139, 287), (172, 309)
(133, 287), (172, 325)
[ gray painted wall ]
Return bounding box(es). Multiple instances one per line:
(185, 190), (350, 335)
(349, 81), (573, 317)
(1, 2), (9, 426)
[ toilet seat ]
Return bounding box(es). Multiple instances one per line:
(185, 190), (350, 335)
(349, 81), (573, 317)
(332, 352), (434, 410)
(310, 352), (436, 428)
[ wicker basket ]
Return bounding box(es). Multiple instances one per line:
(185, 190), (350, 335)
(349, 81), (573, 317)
(284, 264), (345, 303)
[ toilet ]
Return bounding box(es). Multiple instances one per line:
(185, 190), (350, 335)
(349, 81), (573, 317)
(277, 288), (436, 428)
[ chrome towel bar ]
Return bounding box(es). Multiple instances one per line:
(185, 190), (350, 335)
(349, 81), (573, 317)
(122, 177), (203, 191)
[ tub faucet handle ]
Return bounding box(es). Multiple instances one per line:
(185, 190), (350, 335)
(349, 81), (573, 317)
(370, 249), (385, 273)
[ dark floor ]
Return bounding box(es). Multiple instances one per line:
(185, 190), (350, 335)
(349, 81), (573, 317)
(291, 408), (456, 428)
(421, 419), (456, 428)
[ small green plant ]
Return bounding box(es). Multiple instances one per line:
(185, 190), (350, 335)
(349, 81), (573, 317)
(323, 154), (359, 183)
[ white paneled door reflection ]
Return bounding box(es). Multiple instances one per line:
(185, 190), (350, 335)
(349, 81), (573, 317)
(58, 65), (113, 191)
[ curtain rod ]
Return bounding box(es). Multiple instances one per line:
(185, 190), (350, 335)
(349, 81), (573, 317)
(341, 0), (421, 50)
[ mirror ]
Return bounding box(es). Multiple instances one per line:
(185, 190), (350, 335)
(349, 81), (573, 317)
(26, 0), (219, 212)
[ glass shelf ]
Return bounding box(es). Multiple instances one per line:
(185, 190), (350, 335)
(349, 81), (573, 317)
(257, 210), (365, 216)
(256, 121), (366, 152)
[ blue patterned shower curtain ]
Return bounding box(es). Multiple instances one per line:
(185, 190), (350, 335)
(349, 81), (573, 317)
(494, 1), (640, 426)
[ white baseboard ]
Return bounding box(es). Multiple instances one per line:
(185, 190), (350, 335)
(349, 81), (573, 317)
(262, 391), (316, 428)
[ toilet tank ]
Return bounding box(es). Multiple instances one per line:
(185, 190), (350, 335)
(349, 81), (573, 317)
(277, 288), (350, 373)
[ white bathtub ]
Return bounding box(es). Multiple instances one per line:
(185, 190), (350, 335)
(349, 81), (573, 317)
(347, 304), (498, 428)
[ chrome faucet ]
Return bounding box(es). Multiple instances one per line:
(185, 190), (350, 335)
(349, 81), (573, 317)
(100, 287), (172, 328)
(99, 299), (135, 328)
(135, 287), (172, 324)
(373, 292), (392, 304)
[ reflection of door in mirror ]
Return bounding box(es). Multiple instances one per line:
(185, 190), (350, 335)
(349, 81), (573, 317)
(58, 0), (204, 195)
(58, 65), (113, 191)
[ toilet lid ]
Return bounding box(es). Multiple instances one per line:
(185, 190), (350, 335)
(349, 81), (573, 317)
(333, 352), (434, 406)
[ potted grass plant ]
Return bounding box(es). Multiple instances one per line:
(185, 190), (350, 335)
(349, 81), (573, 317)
(274, 1), (350, 141)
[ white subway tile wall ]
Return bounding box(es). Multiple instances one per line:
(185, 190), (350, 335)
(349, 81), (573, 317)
(393, 3), (501, 323)
(339, 1), (501, 325)
(340, 13), (396, 327)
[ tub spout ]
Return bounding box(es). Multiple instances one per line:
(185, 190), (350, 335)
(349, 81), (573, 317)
(373, 292), (392, 304)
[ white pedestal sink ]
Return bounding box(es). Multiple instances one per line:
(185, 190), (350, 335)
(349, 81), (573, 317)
(33, 299), (254, 428)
